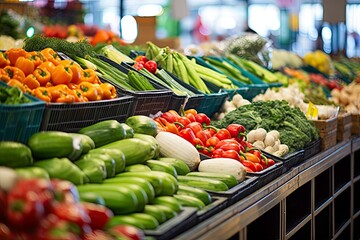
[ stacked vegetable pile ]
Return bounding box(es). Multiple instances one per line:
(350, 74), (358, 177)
(154, 109), (276, 173)
(0, 47), (117, 103)
(213, 100), (319, 153)
(0, 169), (145, 240)
(0, 114), (253, 235)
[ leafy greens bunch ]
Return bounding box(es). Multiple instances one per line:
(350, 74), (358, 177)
(213, 100), (319, 152)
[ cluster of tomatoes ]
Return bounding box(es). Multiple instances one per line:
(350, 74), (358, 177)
(133, 55), (158, 74)
(154, 109), (275, 173)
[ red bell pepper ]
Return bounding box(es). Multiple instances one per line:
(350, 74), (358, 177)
(195, 113), (211, 126)
(185, 113), (196, 122)
(51, 179), (80, 204)
(0, 223), (12, 240)
(195, 130), (209, 144)
(176, 116), (191, 128)
(217, 143), (241, 153)
(211, 148), (225, 158)
(215, 139), (240, 149)
(83, 230), (114, 240)
(107, 224), (145, 240)
(205, 136), (220, 149)
(0, 190), (7, 222)
(226, 123), (246, 142)
(186, 122), (203, 134)
(51, 202), (91, 234)
(178, 128), (196, 144)
(214, 128), (232, 140)
(221, 150), (240, 160)
(161, 112), (178, 123)
(80, 202), (113, 230)
(240, 160), (257, 172)
(36, 213), (83, 240)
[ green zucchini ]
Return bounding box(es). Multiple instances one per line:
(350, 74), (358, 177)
(152, 196), (182, 213)
(124, 164), (152, 172)
(151, 204), (178, 220)
(88, 148), (126, 174)
(158, 157), (190, 175)
(146, 160), (178, 177)
(119, 123), (134, 138)
(177, 184), (212, 205)
(28, 131), (83, 161)
(78, 120), (126, 148)
(105, 215), (145, 230)
(133, 133), (160, 158)
(116, 171), (163, 196)
(177, 175), (229, 192)
(79, 152), (116, 178)
(99, 138), (155, 166)
(129, 213), (159, 230)
(144, 205), (167, 224)
(79, 192), (106, 205)
(103, 176), (155, 202)
(77, 184), (139, 214)
(173, 194), (206, 210)
(186, 172), (238, 188)
(74, 158), (107, 183)
(68, 133), (95, 155)
(125, 115), (158, 137)
(14, 166), (50, 180)
(0, 141), (33, 168)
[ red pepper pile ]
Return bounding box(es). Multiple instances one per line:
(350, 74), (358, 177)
(0, 178), (144, 240)
(154, 109), (276, 173)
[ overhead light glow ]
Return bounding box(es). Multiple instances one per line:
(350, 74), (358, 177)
(26, 27), (35, 38)
(137, 4), (163, 16)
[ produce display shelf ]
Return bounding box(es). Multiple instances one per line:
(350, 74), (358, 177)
(196, 196), (228, 222)
(0, 82), (46, 143)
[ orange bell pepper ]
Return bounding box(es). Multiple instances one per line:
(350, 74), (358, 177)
(51, 64), (73, 85)
(94, 83), (103, 100)
(7, 79), (28, 93)
(33, 67), (51, 86)
(184, 109), (198, 116)
(38, 61), (56, 75)
(79, 69), (97, 83)
(22, 74), (40, 90)
(41, 48), (61, 66)
(5, 48), (27, 66)
(59, 60), (83, 84)
(0, 68), (10, 83)
(47, 84), (71, 102)
(77, 82), (98, 101)
(244, 152), (261, 164)
(33, 87), (52, 102)
(67, 82), (77, 90)
(56, 94), (75, 103)
(99, 82), (117, 99)
(0, 52), (10, 68)
(15, 56), (35, 76)
(28, 51), (46, 68)
(3, 66), (25, 82)
(72, 89), (88, 102)
(154, 117), (179, 135)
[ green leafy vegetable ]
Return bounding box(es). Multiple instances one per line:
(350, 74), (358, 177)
(0, 86), (31, 104)
(212, 100), (319, 152)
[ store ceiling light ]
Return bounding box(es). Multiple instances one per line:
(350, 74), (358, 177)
(137, 4), (163, 16)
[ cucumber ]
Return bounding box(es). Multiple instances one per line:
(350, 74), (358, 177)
(28, 131), (83, 161)
(177, 175), (229, 192)
(78, 120), (126, 148)
(77, 184), (139, 214)
(146, 160), (178, 177)
(129, 213), (159, 230)
(151, 204), (178, 220)
(158, 157), (190, 175)
(79, 152), (116, 178)
(124, 164), (152, 172)
(99, 138), (155, 166)
(119, 123), (134, 138)
(103, 176), (156, 203)
(144, 205), (167, 224)
(88, 148), (126, 174)
(177, 184), (212, 205)
(125, 115), (158, 137)
(105, 215), (145, 230)
(173, 194), (206, 210)
(186, 172), (238, 188)
(79, 192), (106, 205)
(152, 196), (182, 213)
(0, 141), (33, 168)
(133, 133), (160, 158)
(14, 166), (49, 180)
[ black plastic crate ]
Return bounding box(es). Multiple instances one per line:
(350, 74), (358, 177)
(41, 94), (135, 132)
(247, 159), (284, 191)
(196, 196), (228, 222)
(303, 139), (322, 160)
(262, 150), (305, 174)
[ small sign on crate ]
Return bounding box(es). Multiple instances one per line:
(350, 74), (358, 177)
(312, 117), (338, 151)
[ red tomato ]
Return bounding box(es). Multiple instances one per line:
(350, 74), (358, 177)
(133, 62), (144, 71)
(144, 60), (157, 74)
(135, 55), (148, 64)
